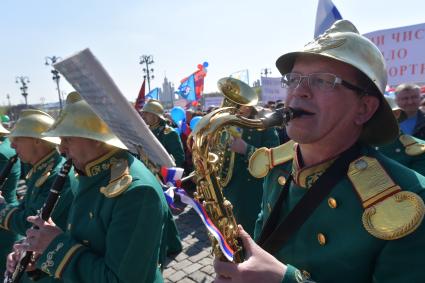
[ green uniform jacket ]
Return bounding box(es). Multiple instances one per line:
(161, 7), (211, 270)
(223, 127), (280, 236)
(0, 150), (76, 283)
(376, 133), (425, 176)
(0, 150), (76, 236)
(254, 144), (425, 283)
(36, 149), (169, 283)
(0, 137), (20, 277)
(151, 120), (184, 256)
(151, 120), (185, 167)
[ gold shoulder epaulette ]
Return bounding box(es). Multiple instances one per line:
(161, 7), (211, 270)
(35, 162), (54, 187)
(100, 159), (132, 198)
(248, 140), (295, 178)
(399, 134), (425, 156)
(348, 156), (425, 240)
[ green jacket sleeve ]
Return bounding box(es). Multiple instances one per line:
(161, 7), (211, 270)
(37, 186), (165, 283)
(163, 130), (185, 167)
(244, 128), (280, 162)
(1, 173), (57, 235)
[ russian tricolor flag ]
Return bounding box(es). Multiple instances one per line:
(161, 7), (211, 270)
(314, 0), (342, 38)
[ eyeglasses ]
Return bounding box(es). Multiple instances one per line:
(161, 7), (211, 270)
(281, 72), (367, 94)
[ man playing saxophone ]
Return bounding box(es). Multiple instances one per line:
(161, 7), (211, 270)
(214, 20), (425, 283)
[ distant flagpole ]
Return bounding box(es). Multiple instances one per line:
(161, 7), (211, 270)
(134, 78), (146, 111)
(314, 0), (342, 38)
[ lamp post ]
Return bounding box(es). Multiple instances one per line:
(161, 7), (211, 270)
(45, 56), (63, 110)
(15, 76), (30, 107)
(261, 68), (272, 77)
(139, 55), (155, 92)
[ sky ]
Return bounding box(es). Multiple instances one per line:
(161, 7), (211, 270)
(0, 0), (424, 106)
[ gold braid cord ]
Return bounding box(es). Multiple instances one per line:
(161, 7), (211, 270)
(362, 191), (425, 240)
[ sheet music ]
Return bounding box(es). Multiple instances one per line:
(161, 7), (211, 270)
(54, 48), (175, 168)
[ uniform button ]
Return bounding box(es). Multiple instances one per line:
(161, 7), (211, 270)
(89, 212), (94, 219)
(267, 203), (272, 213)
(247, 136), (251, 140)
(354, 159), (368, 170)
(328, 197), (337, 208)
(67, 223), (72, 231)
(317, 233), (327, 246)
(278, 176), (286, 185)
(247, 178), (251, 182)
(395, 148), (401, 153)
(83, 240), (89, 245)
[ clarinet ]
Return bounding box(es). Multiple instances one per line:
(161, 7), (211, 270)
(4, 159), (73, 283)
(0, 154), (19, 191)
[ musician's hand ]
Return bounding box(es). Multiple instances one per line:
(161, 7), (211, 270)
(230, 138), (248, 155)
(6, 250), (20, 274)
(25, 216), (63, 254)
(214, 225), (286, 283)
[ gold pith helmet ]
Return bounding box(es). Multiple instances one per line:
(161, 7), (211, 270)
(141, 99), (165, 120)
(0, 122), (9, 134)
(42, 92), (127, 149)
(218, 77), (258, 107)
(8, 109), (60, 144)
(276, 20), (398, 145)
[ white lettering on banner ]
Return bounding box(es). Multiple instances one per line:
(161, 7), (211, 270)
(364, 23), (425, 86)
(261, 77), (287, 103)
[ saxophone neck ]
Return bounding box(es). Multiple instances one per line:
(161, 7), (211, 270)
(260, 107), (302, 128)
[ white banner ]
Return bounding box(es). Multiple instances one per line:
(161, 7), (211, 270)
(54, 48), (175, 168)
(260, 77), (287, 103)
(203, 96), (223, 109)
(364, 23), (425, 86)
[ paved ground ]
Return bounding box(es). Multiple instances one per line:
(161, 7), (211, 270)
(163, 205), (215, 283)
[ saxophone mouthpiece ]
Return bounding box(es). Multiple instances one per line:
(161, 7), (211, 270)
(261, 107), (303, 128)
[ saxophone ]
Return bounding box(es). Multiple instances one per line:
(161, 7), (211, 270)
(189, 77), (301, 262)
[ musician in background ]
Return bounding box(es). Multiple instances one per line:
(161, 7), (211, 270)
(140, 99), (185, 167)
(394, 83), (425, 139)
(15, 92), (169, 283)
(376, 99), (425, 176)
(140, 99), (183, 256)
(0, 122), (21, 278)
(218, 78), (280, 237)
(214, 20), (425, 283)
(0, 109), (76, 282)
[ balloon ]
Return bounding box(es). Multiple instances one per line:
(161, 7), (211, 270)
(170, 107), (185, 124)
(203, 62), (209, 68)
(190, 116), (202, 131)
(1, 115), (10, 123)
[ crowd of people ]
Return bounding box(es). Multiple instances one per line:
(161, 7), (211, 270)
(0, 19), (423, 283)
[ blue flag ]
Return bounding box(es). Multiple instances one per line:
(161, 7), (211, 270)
(176, 74), (196, 101)
(314, 0), (342, 38)
(146, 88), (159, 100)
